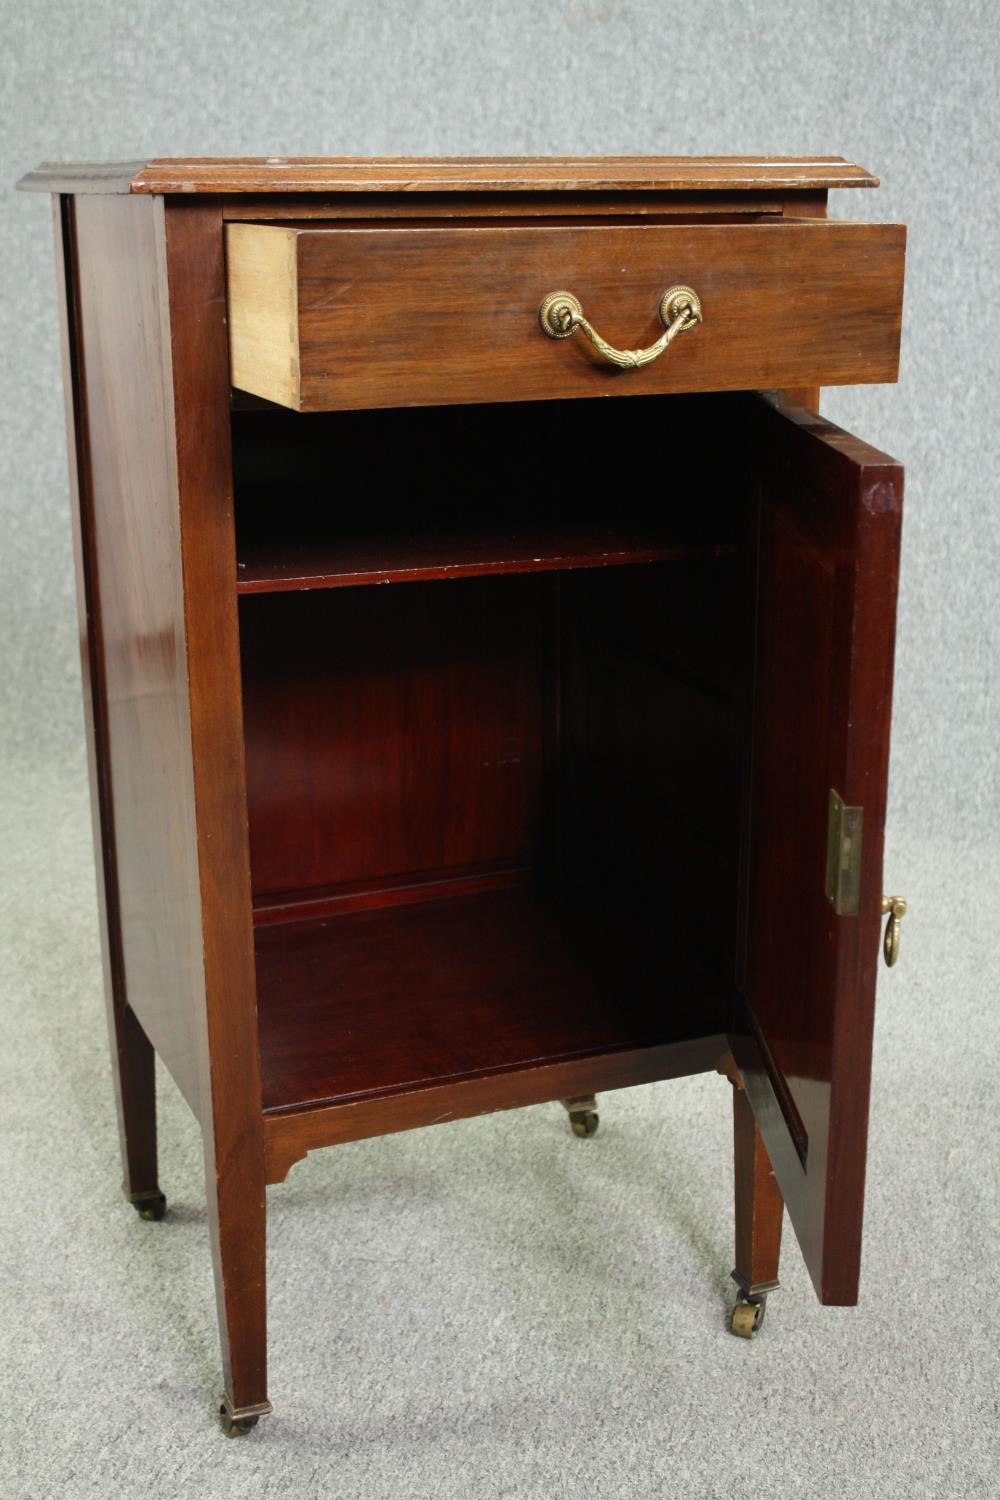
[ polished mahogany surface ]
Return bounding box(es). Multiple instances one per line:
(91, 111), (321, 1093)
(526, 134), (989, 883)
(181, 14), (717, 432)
(64, 193), (207, 1115)
(232, 400), (736, 592)
(159, 200), (270, 1417)
(236, 418), (748, 945)
(236, 399), (746, 1151)
(225, 218), (903, 411)
(256, 884), (723, 1114)
(262, 1031), (730, 1184)
(735, 397), (903, 1305)
(235, 522), (725, 593)
(240, 576), (549, 905)
(18, 155), (879, 196)
(730, 1076), (784, 1296)
(35, 157), (905, 1426)
(235, 397), (746, 927)
(58, 192), (269, 1417)
(53, 195), (162, 1208)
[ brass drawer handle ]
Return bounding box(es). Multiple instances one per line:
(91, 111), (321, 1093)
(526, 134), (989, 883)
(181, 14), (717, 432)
(881, 895), (908, 967)
(538, 284), (702, 369)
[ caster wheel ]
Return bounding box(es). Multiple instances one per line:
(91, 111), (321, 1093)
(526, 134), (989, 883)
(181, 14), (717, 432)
(134, 1192), (167, 1221)
(569, 1109), (599, 1138)
(220, 1403), (259, 1437)
(730, 1294), (766, 1339)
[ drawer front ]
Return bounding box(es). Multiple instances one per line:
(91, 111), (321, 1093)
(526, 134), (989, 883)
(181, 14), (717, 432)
(226, 219), (905, 412)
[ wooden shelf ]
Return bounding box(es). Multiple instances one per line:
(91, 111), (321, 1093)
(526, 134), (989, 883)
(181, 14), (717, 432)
(236, 522), (731, 593)
(230, 397), (746, 595)
(256, 884), (723, 1115)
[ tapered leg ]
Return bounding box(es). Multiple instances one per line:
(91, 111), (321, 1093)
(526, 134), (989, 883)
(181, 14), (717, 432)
(161, 200), (271, 1432)
(732, 1084), (783, 1292)
(107, 1002), (165, 1219)
(207, 1141), (270, 1434)
(728, 1074), (783, 1336)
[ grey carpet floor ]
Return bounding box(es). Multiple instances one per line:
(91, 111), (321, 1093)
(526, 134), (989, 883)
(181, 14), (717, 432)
(0, 760), (996, 1499)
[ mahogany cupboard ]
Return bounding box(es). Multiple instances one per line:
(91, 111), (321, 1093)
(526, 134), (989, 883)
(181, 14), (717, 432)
(18, 156), (908, 1434)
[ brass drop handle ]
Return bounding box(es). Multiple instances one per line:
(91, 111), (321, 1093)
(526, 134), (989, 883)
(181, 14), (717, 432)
(538, 284), (702, 369)
(881, 895), (907, 967)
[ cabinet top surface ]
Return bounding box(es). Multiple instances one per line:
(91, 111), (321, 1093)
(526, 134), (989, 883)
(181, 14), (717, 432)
(18, 155), (878, 195)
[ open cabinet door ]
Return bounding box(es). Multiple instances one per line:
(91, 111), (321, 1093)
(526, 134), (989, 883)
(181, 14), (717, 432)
(732, 395), (903, 1305)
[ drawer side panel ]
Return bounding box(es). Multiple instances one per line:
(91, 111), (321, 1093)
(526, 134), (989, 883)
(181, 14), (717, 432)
(226, 223), (300, 408)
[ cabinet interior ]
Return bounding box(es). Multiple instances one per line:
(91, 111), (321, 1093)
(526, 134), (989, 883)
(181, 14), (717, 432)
(233, 394), (752, 1117)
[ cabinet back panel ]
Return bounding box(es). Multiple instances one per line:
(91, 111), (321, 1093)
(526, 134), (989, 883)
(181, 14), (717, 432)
(560, 555), (747, 975)
(240, 575), (550, 905)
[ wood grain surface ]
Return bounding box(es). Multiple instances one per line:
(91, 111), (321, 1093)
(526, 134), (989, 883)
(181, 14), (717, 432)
(264, 1032), (728, 1184)
(226, 218), (904, 410)
(39, 154), (907, 1416)
(240, 577), (549, 904)
(255, 885), (720, 1114)
(732, 395), (903, 1306)
(732, 1080), (784, 1295)
(220, 192), (825, 222)
(53, 195), (164, 1207)
(18, 155), (879, 195)
(62, 193), (207, 1116)
(59, 191), (270, 1419)
(162, 198), (270, 1419)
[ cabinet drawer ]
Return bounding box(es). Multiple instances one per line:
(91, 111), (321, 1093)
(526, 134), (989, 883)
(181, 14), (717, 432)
(225, 219), (905, 412)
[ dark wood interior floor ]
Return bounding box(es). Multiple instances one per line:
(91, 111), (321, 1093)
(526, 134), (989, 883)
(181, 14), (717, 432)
(255, 883), (724, 1114)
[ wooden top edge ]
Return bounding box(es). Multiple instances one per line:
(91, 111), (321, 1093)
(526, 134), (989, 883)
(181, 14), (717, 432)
(17, 156), (879, 195)
(17, 160), (150, 194)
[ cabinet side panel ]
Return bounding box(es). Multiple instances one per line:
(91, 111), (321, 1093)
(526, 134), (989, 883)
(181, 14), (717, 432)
(54, 196), (162, 1180)
(69, 194), (205, 1113)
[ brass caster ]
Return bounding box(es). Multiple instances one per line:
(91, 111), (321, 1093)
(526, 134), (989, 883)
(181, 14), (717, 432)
(220, 1403), (259, 1437)
(570, 1108), (599, 1138)
(133, 1192), (167, 1221)
(562, 1095), (599, 1138)
(730, 1293), (767, 1339)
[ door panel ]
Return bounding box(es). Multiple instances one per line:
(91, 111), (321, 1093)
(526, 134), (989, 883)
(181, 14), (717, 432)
(731, 395), (903, 1305)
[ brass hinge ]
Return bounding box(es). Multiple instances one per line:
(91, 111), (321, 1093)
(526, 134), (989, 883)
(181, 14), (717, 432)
(825, 789), (863, 916)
